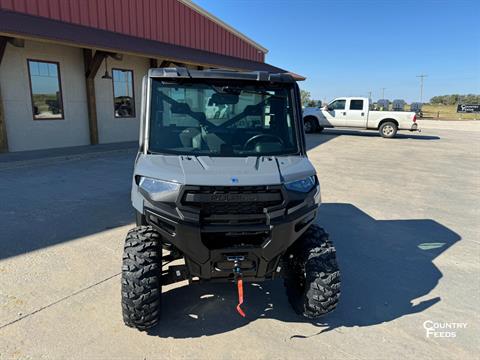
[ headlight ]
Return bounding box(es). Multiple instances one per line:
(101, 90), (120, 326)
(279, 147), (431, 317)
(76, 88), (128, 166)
(138, 177), (180, 202)
(284, 175), (316, 193)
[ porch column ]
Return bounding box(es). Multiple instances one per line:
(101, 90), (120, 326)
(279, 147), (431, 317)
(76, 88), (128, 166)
(83, 49), (110, 145)
(0, 36), (9, 152)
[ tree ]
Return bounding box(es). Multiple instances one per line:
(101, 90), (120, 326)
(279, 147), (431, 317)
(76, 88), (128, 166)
(300, 90), (311, 106)
(429, 94), (480, 105)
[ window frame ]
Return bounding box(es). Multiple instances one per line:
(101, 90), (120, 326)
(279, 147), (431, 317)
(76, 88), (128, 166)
(329, 99), (346, 110)
(147, 79), (302, 157)
(27, 59), (65, 121)
(349, 99), (364, 110)
(111, 68), (136, 119)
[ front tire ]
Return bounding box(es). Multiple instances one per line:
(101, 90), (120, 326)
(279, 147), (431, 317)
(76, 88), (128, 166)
(121, 226), (162, 330)
(284, 224), (341, 318)
(379, 121), (398, 138)
(303, 117), (317, 134)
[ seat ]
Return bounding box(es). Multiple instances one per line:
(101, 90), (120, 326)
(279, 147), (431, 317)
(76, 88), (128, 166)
(179, 128), (202, 149)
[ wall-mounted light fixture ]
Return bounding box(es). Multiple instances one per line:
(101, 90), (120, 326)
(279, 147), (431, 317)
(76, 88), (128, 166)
(101, 57), (112, 79)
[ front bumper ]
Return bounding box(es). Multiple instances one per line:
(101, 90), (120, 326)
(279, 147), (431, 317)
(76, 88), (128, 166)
(142, 185), (318, 281)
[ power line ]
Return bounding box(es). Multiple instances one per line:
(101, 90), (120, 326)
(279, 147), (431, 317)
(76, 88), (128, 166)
(416, 74), (428, 103)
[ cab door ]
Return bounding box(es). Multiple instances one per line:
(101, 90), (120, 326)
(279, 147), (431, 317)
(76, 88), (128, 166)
(344, 99), (367, 128)
(321, 98), (346, 127)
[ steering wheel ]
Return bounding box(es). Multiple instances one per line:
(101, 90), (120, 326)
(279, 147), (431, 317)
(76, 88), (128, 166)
(243, 134), (284, 150)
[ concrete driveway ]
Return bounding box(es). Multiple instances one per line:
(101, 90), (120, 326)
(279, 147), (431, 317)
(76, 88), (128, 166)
(0, 120), (479, 359)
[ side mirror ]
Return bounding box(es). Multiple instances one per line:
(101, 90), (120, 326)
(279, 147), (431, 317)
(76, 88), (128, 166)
(323, 106), (333, 111)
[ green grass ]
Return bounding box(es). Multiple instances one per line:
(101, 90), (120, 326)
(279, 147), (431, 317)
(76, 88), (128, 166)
(372, 103), (479, 120)
(421, 104), (479, 120)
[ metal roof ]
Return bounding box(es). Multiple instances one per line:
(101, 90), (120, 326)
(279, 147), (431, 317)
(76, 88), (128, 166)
(179, 0), (269, 54)
(0, 9), (305, 80)
(0, 0), (265, 62)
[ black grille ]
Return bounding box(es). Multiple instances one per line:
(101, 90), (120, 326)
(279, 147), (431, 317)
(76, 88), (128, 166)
(204, 202), (271, 215)
(182, 186), (283, 216)
(202, 231), (269, 249)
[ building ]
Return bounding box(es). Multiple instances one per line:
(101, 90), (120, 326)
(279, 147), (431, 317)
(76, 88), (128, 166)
(0, 0), (299, 152)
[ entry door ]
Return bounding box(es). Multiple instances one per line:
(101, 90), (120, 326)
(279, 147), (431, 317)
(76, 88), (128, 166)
(344, 99), (367, 128)
(322, 99), (346, 126)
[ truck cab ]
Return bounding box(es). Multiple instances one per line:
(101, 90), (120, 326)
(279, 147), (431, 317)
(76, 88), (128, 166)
(306, 97), (369, 128)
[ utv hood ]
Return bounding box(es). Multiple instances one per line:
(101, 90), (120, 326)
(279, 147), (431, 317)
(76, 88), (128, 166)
(134, 154), (315, 186)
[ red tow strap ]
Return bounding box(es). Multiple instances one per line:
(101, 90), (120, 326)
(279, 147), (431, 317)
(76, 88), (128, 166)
(236, 278), (246, 317)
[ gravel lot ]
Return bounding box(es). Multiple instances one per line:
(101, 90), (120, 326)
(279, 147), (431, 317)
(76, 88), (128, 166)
(0, 120), (479, 359)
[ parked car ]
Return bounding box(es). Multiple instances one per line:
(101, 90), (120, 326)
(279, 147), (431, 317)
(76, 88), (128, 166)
(303, 97), (419, 138)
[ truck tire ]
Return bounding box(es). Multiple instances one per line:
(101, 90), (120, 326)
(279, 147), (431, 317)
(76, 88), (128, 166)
(379, 121), (398, 138)
(303, 117), (317, 134)
(283, 224), (341, 318)
(121, 226), (162, 330)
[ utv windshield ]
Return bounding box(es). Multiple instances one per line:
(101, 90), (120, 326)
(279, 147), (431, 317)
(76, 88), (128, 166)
(148, 79), (299, 156)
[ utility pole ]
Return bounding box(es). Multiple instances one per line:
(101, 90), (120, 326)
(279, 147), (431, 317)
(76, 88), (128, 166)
(416, 74), (428, 103)
(381, 88), (386, 99)
(368, 91), (372, 100)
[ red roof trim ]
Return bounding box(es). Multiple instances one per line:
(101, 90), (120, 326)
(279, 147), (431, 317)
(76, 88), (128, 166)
(0, 0), (264, 62)
(0, 9), (288, 75)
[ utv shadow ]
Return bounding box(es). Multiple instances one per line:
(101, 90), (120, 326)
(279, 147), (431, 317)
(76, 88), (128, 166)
(146, 203), (460, 338)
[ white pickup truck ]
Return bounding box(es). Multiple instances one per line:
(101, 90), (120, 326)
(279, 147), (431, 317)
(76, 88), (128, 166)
(303, 97), (419, 138)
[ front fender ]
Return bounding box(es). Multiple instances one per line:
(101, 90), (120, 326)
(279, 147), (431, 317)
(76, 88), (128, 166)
(303, 110), (323, 125)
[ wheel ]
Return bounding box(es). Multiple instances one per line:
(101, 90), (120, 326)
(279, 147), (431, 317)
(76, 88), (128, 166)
(303, 117), (316, 134)
(283, 224), (341, 318)
(121, 226), (162, 330)
(135, 210), (147, 226)
(379, 121), (398, 138)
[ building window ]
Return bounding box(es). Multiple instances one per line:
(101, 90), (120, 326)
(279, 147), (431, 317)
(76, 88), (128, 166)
(112, 69), (135, 118)
(27, 60), (64, 120)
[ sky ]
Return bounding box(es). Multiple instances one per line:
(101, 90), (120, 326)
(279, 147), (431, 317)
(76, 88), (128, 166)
(195, 0), (480, 103)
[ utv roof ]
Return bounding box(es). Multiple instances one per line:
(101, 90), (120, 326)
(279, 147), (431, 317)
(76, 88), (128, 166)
(148, 67), (297, 83)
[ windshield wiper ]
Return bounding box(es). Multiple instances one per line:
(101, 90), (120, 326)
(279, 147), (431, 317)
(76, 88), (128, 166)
(147, 150), (164, 155)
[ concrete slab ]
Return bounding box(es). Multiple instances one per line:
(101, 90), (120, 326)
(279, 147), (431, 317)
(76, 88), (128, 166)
(0, 123), (478, 359)
(0, 141), (137, 169)
(416, 119), (480, 131)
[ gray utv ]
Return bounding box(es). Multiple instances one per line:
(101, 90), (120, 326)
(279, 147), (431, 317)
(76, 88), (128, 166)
(122, 67), (341, 330)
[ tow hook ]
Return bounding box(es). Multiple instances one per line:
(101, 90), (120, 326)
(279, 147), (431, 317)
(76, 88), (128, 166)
(232, 261), (246, 318)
